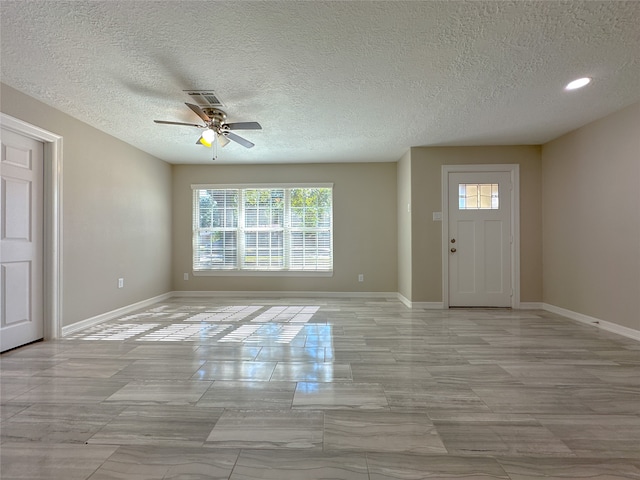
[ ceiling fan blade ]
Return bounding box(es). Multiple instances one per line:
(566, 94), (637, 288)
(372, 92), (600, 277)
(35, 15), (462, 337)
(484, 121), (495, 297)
(185, 103), (211, 123)
(226, 131), (255, 148)
(154, 120), (203, 127)
(225, 121), (262, 130)
(218, 133), (231, 148)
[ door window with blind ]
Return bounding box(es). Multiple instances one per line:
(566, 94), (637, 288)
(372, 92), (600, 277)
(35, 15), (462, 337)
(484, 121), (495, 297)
(193, 184), (333, 275)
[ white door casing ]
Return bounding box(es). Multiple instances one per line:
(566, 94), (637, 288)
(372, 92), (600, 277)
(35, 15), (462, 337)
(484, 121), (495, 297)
(442, 164), (520, 308)
(1, 128), (44, 350)
(0, 114), (62, 350)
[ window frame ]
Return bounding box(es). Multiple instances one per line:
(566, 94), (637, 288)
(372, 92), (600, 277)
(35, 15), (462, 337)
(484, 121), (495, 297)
(191, 183), (334, 277)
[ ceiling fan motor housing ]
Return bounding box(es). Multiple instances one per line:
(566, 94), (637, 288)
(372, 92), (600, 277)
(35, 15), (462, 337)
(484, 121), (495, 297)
(202, 108), (227, 125)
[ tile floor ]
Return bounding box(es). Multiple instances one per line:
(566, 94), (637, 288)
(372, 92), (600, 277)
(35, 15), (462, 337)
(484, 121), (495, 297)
(1, 297), (639, 479)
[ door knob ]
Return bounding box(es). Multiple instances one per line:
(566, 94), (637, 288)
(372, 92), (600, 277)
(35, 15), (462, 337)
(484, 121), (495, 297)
(450, 247), (457, 253)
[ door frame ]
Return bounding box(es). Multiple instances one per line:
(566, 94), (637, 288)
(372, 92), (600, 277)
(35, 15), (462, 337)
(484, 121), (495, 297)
(441, 164), (520, 309)
(2, 113), (63, 340)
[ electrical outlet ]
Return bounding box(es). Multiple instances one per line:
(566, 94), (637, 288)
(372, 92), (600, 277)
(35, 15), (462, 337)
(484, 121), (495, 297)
(118, 278), (124, 288)
(184, 273), (189, 281)
(358, 274), (364, 282)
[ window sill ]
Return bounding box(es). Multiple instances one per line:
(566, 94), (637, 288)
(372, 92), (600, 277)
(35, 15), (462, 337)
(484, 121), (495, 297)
(192, 270), (334, 278)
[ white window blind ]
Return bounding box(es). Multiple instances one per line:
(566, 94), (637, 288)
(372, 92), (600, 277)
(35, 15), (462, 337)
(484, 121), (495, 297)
(193, 185), (333, 273)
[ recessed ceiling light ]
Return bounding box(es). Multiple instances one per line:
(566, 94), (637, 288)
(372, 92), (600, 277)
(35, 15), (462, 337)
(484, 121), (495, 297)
(565, 77), (592, 90)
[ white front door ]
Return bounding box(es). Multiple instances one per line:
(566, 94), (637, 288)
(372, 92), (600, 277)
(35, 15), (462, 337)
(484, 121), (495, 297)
(1, 127), (44, 351)
(447, 170), (512, 307)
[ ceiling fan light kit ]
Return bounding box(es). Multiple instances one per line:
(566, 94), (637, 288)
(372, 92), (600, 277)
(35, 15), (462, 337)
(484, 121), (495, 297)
(201, 128), (216, 143)
(154, 102), (261, 160)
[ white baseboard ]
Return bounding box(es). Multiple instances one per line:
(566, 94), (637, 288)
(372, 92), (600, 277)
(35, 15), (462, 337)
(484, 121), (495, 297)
(543, 303), (640, 342)
(172, 290), (399, 299)
(519, 302), (543, 309)
(61, 292), (174, 336)
(397, 293), (443, 309)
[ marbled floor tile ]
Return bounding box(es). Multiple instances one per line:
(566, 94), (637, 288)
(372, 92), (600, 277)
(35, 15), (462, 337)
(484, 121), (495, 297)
(205, 409), (323, 449)
(270, 362), (352, 382)
(120, 344), (198, 359)
(87, 446), (240, 480)
(572, 385), (640, 414)
(328, 349), (397, 363)
(425, 364), (522, 386)
(350, 363), (434, 385)
(88, 405), (224, 447)
(497, 362), (602, 386)
(331, 339), (369, 349)
(1, 403), (126, 444)
(0, 376), (47, 402)
(431, 413), (573, 456)
(0, 403), (29, 422)
(1, 342), (70, 359)
(324, 410), (446, 454)
(0, 358), (63, 377)
(110, 359), (206, 381)
(593, 349), (640, 366)
(38, 359), (131, 378)
(0, 442), (117, 480)
(445, 325), (513, 337)
(582, 365), (640, 386)
(3, 299), (640, 477)
(104, 380), (211, 405)
(457, 346), (610, 364)
(393, 351), (470, 366)
(254, 346), (325, 362)
(196, 380), (296, 409)
(535, 415), (640, 458)
(195, 345), (262, 361)
(51, 342), (138, 359)
(8, 378), (128, 404)
(293, 382), (389, 410)
(192, 361), (276, 381)
(484, 336), (623, 350)
(407, 334), (491, 347)
(472, 385), (595, 414)
(367, 453), (510, 480)
(383, 383), (492, 413)
(497, 457), (640, 479)
(229, 449), (369, 480)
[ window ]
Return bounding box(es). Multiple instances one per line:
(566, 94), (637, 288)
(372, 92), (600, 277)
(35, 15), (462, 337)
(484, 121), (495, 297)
(458, 183), (499, 210)
(193, 184), (333, 274)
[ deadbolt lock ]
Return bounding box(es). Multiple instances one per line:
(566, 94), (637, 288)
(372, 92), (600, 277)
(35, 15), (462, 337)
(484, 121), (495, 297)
(451, 238), (456, 243)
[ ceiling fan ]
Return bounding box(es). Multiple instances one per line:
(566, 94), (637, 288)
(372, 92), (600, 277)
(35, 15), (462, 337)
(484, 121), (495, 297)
(154, 103), (261, 153)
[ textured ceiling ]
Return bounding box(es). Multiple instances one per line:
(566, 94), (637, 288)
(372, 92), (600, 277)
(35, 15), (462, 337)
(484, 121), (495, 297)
(1, 1), (639, 164)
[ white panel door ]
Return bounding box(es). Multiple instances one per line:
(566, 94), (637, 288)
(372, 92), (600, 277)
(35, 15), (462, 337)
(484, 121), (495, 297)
(1, 127), (44, 351)
(448, 171), (511, 307)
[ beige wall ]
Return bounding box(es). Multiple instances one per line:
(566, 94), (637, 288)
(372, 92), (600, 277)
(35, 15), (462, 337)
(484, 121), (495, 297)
(4, 82), (636, 334)
(397, 151), (412, 300)
(542, 102), (640, 331)
(408, 146), (543, 303)
(1, 84), (173, 327)
(172, 163), (398, 293)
